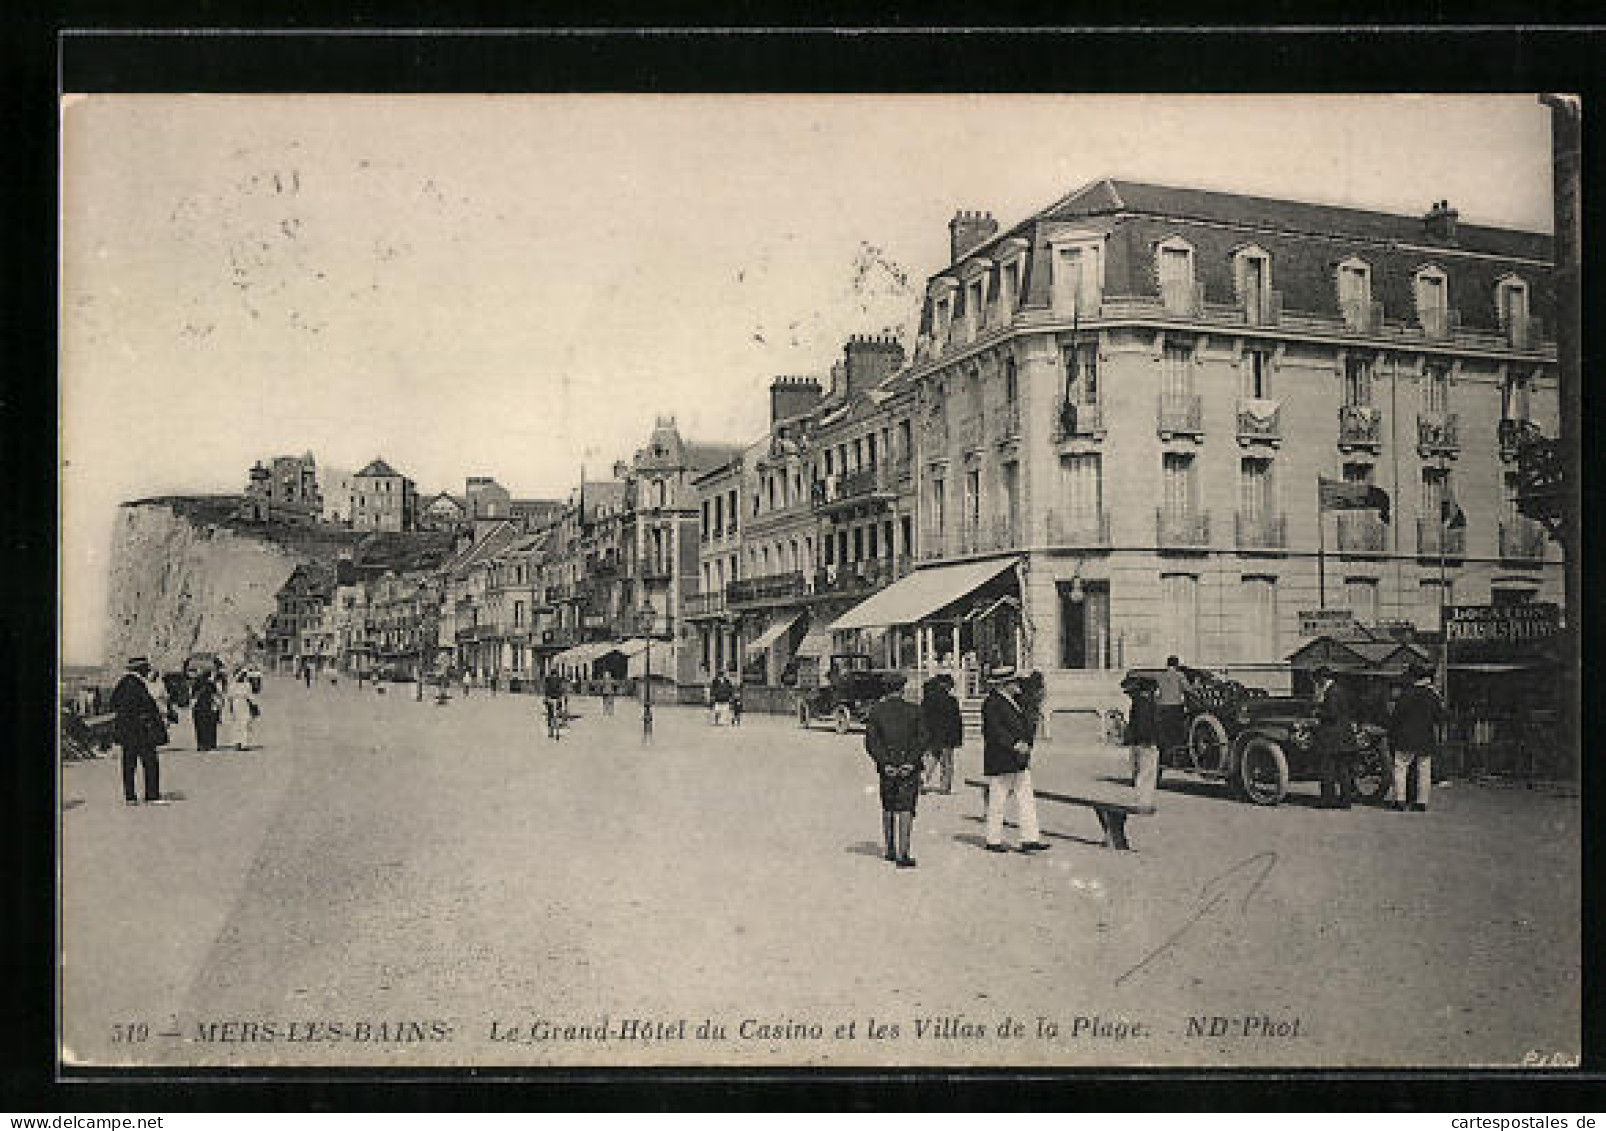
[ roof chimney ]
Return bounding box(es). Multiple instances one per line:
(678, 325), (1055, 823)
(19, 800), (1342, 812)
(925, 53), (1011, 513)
(1423, 199), (1459, 242)
(949, 209), (1000, 263)
(770, 376), (824, 425)
(842, 334), (907, 400)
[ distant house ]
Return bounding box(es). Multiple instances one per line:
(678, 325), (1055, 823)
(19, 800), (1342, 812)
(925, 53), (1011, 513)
(239, 452), (322, 525)
(352, 457), (417, 532)
(510, 498), (565, 532)
(321, 466), (355, 525)
(418, 491), (468, 531)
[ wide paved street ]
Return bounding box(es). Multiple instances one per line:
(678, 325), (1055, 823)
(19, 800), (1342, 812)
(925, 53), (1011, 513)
(62, 677), (1579, 1069)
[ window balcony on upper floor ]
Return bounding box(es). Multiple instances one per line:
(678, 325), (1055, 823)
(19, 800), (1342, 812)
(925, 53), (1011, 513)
(815, 464), (896, 512)
(1236, 399), (1281, 443)
(726, 571), (807, 607)
(1339, 299), (1384, 335)
(1419, 306), (1460, 341)
(1417, 413), (1460, 456)
(1156, 508), (1210, 549)
(1506, 313), (1543, 352)
(1499, 518), (1548, 562)
(1236, 511), (1287, 550)
(809, 556), (913, 599)
(1054, 400), (1104, 441)
(1415, 519), (1466, 558)
(1045, 508), (1110, 548)
(1335, 512), (1387, 553)
(1157, 394), (1204, 439)
(1241, 287), (1283, 328)
(1338, 404), (1382, 449)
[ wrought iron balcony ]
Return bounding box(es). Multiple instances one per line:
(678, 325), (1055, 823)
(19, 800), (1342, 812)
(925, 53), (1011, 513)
(683, 591), (727, 618)
(1243, 287), (1283, 328)
(810, 556), (912, 597)
(1335, 512), (1387, 553)
(726, 571), (806, 607)
(1157, 394), (1204, 438)
(1339, 299), (1384, 335)
(1054, 400), (1104, 440)
(1236, 399), (1281, 442)
(1338, 404), (1382, 448)
(1045, 508), (1110, 548)
(817, 464), (894, 509)
(1236, 512), (1287, 550)
(1417, 413), (1460, 455)
(1419, 306), (1461, 341)
(1416, 519), (1466, 557)
(1499, 520), (1547, 561)
(1156, 508), (1210, 549)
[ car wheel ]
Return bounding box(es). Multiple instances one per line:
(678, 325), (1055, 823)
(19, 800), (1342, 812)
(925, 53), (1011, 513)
(1188, 713), (1231, 775)
(1238, 737), (1289, 806)
(1353, 735), (1392, 804)
(797, 702), (811, 728)
(835, 706), (852, 734)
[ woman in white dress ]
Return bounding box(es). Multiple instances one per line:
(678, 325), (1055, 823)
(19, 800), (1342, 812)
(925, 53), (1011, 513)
(226, 669), (258, 749)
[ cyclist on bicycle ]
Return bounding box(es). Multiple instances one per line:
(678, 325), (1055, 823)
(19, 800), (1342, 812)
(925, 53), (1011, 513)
(543, 670), (567, 741)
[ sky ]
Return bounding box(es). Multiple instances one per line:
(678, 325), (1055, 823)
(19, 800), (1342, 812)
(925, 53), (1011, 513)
(59, 94), (1554, 664)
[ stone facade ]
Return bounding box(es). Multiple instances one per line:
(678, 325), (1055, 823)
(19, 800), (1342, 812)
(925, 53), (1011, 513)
(352, 457), (417, 532)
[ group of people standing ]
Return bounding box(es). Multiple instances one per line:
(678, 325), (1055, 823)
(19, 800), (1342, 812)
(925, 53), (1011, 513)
(109, 657), (261, 807)
(708, 671), (744, 726)
(864, 665), (1051, 869)
(1311, 661), (1443, 811)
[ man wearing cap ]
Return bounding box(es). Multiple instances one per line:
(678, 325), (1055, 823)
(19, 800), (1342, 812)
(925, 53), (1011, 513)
(982, 666), (1049, 854)
(864, 673), (924, 868)
(1387, 663), (1443, 812)
(109, 657), (170, 806)
(1312, 665), (1359, 809)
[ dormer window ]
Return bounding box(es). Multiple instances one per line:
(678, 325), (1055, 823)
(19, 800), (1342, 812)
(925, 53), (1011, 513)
(1413, 265), (1451, 338)
(1336, 257), (1373, 331)
(997, 251), (1024, 322)
(1496, 275), (1531, 347)
(1155, 236), (1197, 316)
(1232, 245), (1274, 325)
(1049, 232), (1103, 318)
(963, 268), (989, 343)
(930, 282), (958, 350)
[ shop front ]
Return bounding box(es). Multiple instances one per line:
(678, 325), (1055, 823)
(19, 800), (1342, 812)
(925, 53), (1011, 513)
(1442, 603), (1565, 779)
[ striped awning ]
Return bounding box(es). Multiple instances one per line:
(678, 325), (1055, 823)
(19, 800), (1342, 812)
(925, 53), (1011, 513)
(746, 611), (804, 655)
(831, 557), (1019, 631)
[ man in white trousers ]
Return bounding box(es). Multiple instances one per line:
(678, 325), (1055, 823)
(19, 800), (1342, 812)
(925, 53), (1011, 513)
(981, 666), (1049, 854)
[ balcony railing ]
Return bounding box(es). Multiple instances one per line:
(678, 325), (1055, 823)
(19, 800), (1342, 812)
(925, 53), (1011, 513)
(1419, 306), (1461, 341)
(1416, 519), (1466, 557)
(1045, 508), (1110, 547)
(1243, 287), (1283, 328)
(727, 571), (806, 606)
(1339, 299), (1384, 335)
(1506, 313), (1543, 351)
(1055, 400), (1104, 440)
(1156, 508), (1210, 549)
(818, 464), (894, 507)
(1236, 399), (1281, 442)
(1499, 520), (1548, 561)
(1335, 512), (1387, 553)
(1338, 404), (1382, 447)
(1417, 413), (1460, 454)
(810, 556), (912, 597)
(683, 592), (727, 618)
(1157, 394), (1204, 437)
(1236, 512), (1287, 550)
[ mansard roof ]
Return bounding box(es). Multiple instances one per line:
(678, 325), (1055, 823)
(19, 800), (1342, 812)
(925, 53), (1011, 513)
(355, 458), (403, 479)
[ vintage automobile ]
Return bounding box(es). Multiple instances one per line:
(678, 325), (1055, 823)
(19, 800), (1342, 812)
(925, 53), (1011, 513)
(1124, 667), (1389, 806)
(796, 653), (907, 734)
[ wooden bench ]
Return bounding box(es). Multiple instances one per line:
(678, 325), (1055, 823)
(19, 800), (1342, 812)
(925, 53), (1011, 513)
(965, 776), (1156, 851)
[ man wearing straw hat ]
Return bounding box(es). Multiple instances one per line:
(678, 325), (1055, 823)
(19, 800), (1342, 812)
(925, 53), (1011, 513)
(981, 665), (1049, 854)
(1387, 662), (1443, 812)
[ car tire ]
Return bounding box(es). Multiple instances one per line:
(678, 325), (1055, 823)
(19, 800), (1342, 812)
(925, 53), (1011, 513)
(797, 702), (811, 728)
(1238, 736), (1289, 806)
(1188, 713), (1231, 775)
(835, 706), (852, 735)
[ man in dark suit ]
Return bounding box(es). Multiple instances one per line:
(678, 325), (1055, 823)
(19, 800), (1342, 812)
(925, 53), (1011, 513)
(110, 657), (170, 806)
(864, 673), (924, 868)
(982, 666), (1049, 854)
(1387, 663), (1443, 812)
(1313, 665), (1359, 809)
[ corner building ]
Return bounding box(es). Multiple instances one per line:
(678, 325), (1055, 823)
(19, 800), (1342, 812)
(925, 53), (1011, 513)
(907, 180), (1560, 713)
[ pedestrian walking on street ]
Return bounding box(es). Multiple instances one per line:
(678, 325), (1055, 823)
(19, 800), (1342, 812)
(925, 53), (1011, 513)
(730, 683), (744, 726)
(462, 669), (473, 698)
(302, 662), (313, 689)
(1313, 665), (1360, 809)
(982, 666), (1049, 854)
(601, 674), (616, 716)
(490, 671), (499, 697)
(111, 657), (169, 806)
(543, 670), (566, 741)
(864, 673), (924, 868)
(1153, 656), (1193, 765)
(190, 670), (221, 751)
(709, 670), (734, 726)
(227, 668), (260, 750)
(1388, 663), (1443, 812)
(1121, 673), (1162, 807)
(920, 673), (962, 795)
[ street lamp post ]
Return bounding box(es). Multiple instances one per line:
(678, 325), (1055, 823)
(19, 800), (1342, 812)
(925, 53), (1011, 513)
(639, 598), (655, 743)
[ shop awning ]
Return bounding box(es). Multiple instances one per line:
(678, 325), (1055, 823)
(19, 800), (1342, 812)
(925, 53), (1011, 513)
(553, 641), (611, 672)
(746, 611), (804, 654)
(830, 557), (1019, 631)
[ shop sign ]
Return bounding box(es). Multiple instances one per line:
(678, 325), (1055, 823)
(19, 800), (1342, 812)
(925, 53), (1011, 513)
(1299, 609), (1357, 638)
(1445, 603), (1560, 661)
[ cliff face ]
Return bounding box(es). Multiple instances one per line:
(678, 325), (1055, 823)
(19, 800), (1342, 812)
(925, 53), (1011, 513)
(104, 501), (305, 670)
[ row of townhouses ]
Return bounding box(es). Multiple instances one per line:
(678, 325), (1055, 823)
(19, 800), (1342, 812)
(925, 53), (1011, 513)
(262, 176), (1564, 719)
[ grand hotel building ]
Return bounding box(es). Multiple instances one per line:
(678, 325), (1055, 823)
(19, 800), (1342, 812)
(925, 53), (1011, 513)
(894, 179), (1560, 710)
